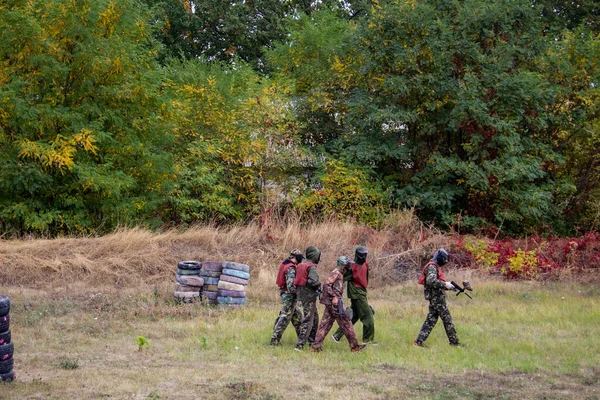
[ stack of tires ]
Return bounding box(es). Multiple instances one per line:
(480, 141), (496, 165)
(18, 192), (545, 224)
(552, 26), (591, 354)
(200, 262), (224, 305)
(217, 262), (250, 306)
(0, 295), (14, 382)
(174, 261), (204, 303)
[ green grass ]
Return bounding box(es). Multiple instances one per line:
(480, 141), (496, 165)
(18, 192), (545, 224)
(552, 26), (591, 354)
(1, 281), (599, 399)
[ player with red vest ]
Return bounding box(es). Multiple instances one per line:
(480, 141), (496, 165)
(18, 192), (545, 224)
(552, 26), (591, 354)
(270, 248), (304, 346)
(293, 245), (322, 351)
(331, 246), (376, 345)
(414, 248), (463, 347)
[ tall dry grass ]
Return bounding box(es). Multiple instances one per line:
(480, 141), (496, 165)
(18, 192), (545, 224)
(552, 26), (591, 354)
(0, 210), (448, 293)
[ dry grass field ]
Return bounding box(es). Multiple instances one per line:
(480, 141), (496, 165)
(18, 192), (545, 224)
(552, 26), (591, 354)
(1, 217), (599, 399)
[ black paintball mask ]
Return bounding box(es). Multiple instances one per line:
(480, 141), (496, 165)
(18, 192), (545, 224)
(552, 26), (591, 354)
(432, 248), (450, 266)
(355, 246), (368, 265)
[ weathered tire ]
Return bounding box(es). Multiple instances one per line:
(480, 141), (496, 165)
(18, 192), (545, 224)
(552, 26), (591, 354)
(0, 343), (13, 360)
(199, 270), (221, 278)
(224, 262), (250, 273)
(202, 291), (218, 300)
(176, 268), (201, 276)
(221, 268), (250, 280)
(218, 297), (246, 305)
(175, 274), (204, 287)
(0, 296), (9, 318)
(0, 370), (14, 382)
(219, 274), (248, 286)
(217, 289), (246, 298)
(174, 284), (201, 293)
(202, 261), (225, 272)
(177, 260), (202, 270)
(217, 280), (245, 292)
(0, 357), (13, 374)
(203, 277), (219, 286)
(0, 331), (10, 346)
(173, 292), (200, 303)
(204, 284), (218, 292)
(0, 315), (8, 333)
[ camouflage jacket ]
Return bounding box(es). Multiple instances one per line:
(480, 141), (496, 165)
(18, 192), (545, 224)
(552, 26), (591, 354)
(281, 265), (297, 296)
(423, 263), (446, 301)
(320, 268), (344, 305)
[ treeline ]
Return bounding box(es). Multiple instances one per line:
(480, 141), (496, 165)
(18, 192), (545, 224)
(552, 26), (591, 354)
(0, 0), (598, 237)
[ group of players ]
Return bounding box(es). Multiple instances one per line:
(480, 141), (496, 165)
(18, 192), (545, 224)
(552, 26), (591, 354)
(269, 245), (463, 352)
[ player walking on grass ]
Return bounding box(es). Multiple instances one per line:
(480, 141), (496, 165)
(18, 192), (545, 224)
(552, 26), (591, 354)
(414, 248), (463, 347)
(332, 246), (376, 345)
(293, 246), (322, 351)
(270, 248), (304, 346)
(312, 256), (366, 353)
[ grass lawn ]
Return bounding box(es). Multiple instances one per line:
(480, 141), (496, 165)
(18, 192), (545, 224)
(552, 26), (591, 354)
(1, 279), (599, 399)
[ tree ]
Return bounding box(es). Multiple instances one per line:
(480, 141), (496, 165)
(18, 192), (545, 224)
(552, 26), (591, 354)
(0, 0), (175, 235)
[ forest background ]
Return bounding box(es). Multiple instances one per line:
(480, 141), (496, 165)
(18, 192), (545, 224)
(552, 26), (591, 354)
(1, 0), (600, 244)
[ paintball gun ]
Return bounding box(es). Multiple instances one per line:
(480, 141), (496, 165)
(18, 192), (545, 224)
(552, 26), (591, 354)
(450, 281), (473, 299)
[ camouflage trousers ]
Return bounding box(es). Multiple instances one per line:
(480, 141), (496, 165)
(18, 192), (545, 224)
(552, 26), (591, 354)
(295, 298), (319, 348)
(312, 304), (360, 350)
(415, 295), (459, 345)
(271, 294), (302, 344)
(332, 296), (374, 343)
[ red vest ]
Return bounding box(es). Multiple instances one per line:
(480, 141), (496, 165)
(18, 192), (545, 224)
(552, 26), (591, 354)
(293, 262), (316, 287)
(418, 262), (446, 285)
(351, 261), (368, 289)
(276, 260), (295, 289)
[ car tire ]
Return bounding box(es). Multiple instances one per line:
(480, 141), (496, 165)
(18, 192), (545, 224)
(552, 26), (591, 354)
(177, 261), (202, 270)
(0, 343), (13, 360)
(217, 289), (246, 298)
(219, 275), (248, 286)
(217, 281), (245, 292)
(0, 297), (9, 318)
(0, 370), (14, 382)
(224, 262), (250, 273)
(0, 315), (9, 333)
(175, 274), (204, 287)
(0, 331), (10, 346)
(202, 261), (225, 272)
(0, 357), (13, 374)
(221, 268), (250, 280)
(176, 268), (201, 276)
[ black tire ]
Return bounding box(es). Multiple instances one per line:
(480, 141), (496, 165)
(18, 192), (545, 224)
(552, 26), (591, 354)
(176, 268), (200, 276)
(0, 330), (10, 345)
(0, 370), (14, 382)
(0, 343), (13, 360)
(0, 315), (9, 333)
(0, 296), (9, 318)
(177, 261), (202, 270)
(0, 357), (13, 374)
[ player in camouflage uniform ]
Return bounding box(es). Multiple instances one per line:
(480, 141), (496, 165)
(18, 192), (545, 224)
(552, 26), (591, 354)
(332, 246), (375, 344)
(293, 245), (322, 351)
(414, 248), (462, 347)
(312, 256), (366, 353)
(270, 249), (304, 346)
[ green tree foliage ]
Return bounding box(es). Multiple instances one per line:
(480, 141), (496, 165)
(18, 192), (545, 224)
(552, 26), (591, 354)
(544, 28), (600, 231)
(143, 0), (291, 71)
(533, 0), (600, 35)
(269, 0), (581, 234)
(0, 0), (175, 234)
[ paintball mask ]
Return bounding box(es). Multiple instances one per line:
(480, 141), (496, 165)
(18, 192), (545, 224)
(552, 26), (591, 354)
(289, 248), (304, 264)
(432, 248), (450, 266)
(305, 246), (321, 264)
(337, 256), (349, 268)
(355, 246), (368, 265)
